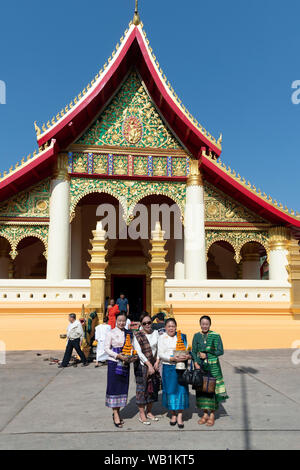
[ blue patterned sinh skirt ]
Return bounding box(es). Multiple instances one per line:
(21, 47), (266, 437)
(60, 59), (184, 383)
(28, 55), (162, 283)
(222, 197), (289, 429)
(162, 364), (189, 410)
(105, 358), (130, 408)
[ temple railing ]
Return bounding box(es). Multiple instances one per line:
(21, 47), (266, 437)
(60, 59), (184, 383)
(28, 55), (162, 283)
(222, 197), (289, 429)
(0, 279), (291, 303)
(165, 280), (291, 302)
(0, 280), (90, 302)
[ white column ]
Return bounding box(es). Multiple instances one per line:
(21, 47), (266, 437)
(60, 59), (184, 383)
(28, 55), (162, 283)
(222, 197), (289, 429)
(268, 227), (290, 282)
(71, 206), (82, 279)
(46, 155), (70, 281)
(184, 160), (207, 280)
(174, 237), (185, 279)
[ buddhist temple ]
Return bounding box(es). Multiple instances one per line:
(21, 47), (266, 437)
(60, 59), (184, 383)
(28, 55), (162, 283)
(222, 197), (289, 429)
(1, 4), (300, 351)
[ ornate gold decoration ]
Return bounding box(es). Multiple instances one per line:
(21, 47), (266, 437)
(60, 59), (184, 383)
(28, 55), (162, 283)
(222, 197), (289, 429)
(93, 156), (107, 174)
(133, 0), (141, 25)
(37, 19), (220, 152)
(205, 230), (269, 264)
(114, 157), (127, 175)
(0, 225), (48, 260)
(53, 153), (70, 181)
(0, 141), (54, 184)
(153, 159), (165, 176)
(203, 149), (300, 222)
(73, 156), (86, 173)
(77, 71), (181, 149)
(148, 221), (169, 314)
(34, 121), (41, 137)
(35, 200), (48, 213)
(204, 181), (266, 223)
(187, 158), (202, 186)
(173, 159), (185, 176)
(86, 221), (108, 320)
(70, 177), (186, 224)
(268, 226), (291, 251)
(134, 158), (146, 175)
(0, 179), (50, 219)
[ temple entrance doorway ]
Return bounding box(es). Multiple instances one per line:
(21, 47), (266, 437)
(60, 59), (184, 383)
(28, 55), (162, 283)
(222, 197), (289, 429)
(111, 274), (146, 321)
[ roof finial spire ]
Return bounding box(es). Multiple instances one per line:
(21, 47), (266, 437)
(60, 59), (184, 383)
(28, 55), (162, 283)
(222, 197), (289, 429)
(133, 0), (141, 25)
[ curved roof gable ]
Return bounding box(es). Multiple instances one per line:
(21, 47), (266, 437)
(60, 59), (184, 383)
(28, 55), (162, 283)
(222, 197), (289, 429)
(0, 19), (299, 230)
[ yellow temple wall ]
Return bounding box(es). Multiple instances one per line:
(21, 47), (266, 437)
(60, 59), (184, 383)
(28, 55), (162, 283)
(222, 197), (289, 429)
(0, 302), (84, 351)
(0, 300), (300, 351)
(172, 301), (300, 349)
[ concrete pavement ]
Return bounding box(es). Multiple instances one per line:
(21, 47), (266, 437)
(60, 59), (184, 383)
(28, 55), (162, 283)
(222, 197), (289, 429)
(0, 349), (300, 450)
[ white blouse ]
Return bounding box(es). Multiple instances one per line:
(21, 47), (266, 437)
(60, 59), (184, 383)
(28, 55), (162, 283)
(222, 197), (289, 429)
(158, 332), (178, 365)
(133, 330), (159, 366)
(104, 327), (126, 363)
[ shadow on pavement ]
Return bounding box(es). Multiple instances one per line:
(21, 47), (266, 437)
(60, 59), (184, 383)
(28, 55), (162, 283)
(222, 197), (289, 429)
(234, 366), (258, 450)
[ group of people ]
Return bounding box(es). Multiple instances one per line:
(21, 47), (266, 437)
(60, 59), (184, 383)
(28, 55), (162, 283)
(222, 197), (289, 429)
(59, 293), (228, 428)
(104, 311), (228, 428)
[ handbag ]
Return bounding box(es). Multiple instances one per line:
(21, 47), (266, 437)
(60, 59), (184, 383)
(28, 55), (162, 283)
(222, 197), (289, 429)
(197, 359), (216, 394)
(181, 361), (194, 385)
(184, 359), (216, 393)
(179, 361), (203, 389)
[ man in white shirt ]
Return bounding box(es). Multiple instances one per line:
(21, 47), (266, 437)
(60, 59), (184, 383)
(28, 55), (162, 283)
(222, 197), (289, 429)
(58, 313), (88, 368)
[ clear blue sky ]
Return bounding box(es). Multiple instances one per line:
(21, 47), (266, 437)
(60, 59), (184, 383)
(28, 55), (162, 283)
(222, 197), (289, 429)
(0, 0), (299, 211)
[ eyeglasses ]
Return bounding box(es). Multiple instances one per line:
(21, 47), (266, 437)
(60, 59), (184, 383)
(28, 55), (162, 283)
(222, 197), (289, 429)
(142, 321), (152, 326)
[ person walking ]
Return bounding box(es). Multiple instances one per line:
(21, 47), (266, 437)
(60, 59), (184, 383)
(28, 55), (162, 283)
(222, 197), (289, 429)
(133, 312), (160, 425)
(191, 315), (228, 427)
(158, 318), (190, 429)
(58, 313), (88, 368)
(116, 292), (129, 316)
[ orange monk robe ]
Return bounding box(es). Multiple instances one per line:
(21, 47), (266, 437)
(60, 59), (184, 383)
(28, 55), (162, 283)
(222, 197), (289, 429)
(108, 304), (120, 329)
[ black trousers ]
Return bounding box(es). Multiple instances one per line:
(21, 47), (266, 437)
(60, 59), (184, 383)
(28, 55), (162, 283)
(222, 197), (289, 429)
(61, 338), (87, 367)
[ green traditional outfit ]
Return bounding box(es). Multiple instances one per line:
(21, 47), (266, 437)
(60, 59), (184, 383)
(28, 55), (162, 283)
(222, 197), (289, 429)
(191, 331), (228, 411)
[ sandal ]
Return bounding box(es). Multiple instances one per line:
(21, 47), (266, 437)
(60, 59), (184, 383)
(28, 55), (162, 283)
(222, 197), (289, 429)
(146, 414), (159, 421)
(112, 415), (123, 428)
(112, 413), (124, 425)
(198, 416), (208, 425)
(206, 418), (215, 427)
(138, 418), (151, 425)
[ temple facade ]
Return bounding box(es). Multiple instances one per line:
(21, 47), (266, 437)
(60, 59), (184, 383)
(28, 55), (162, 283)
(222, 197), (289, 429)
(1, 12), (300, 350)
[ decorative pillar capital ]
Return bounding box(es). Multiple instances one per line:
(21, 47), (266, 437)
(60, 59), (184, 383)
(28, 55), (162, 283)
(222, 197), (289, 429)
(268, 226), (290, 251)
(53, 153), (70, 181)
(187, 159), (203, 186)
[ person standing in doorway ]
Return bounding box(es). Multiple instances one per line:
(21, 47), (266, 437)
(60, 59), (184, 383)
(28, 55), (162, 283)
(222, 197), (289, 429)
(116, 292), (129, 316)
(59, 313), (88, 368)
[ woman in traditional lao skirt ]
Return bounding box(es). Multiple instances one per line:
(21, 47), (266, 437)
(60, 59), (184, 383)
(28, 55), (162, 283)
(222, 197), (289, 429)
(158, 318), (190, 429)
(192, 315), (229, 427)
(104, 312), (133, 428)
(133, 312), (160, 425)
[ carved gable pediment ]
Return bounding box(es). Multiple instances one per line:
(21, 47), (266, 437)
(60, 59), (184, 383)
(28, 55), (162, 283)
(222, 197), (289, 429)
(204, 181), (267, 223)
(0, 179), (50, 219)
(76, 70), (183, 150)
